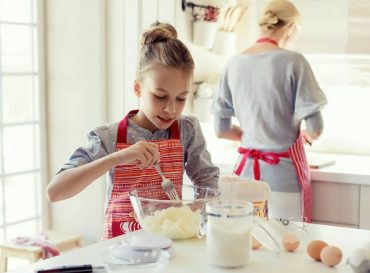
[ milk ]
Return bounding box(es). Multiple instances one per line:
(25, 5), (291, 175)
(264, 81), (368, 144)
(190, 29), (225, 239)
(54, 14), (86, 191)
(205, 200), (253, 268)
(207, 219), (252, 268)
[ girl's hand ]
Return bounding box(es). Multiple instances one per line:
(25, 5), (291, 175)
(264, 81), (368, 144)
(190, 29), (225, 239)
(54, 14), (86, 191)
(115, 141), (160, 168)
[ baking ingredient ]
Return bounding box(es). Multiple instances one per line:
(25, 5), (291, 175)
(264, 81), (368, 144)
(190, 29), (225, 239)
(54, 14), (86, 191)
(348, 248), (370, 266)
(141, 205), (200, 240)
(307, 240), (328, 261)
(320, 246), (343, 267)
(252, 236), (262, 250)
(207, 218), (252, 268)
(347, 242), (370, 273)
(348, 248), (370, 273)
(281, 233), (299, 252)
(219, 177), (271, 202)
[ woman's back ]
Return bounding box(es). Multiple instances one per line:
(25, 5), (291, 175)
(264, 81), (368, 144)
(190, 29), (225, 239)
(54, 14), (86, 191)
(221, 49), (321, 151)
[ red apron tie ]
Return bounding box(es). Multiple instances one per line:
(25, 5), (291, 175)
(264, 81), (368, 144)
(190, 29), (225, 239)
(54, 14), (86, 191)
(235, 147), (290, 180)
(234, 134), (312, 222)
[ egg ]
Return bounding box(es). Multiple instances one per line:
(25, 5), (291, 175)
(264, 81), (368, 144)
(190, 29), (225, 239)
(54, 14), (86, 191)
(307, 240), (328, 261)
(252, 236), (262, 250)
(320, 246), (343, 267)
(281, 233), (300, 252)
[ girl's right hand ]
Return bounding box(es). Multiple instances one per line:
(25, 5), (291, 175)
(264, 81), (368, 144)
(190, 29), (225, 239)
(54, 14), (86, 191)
(115, 141), (160, 168)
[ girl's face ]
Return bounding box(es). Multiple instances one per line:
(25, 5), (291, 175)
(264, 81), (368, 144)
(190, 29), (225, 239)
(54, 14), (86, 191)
(133, 67), (191, 132)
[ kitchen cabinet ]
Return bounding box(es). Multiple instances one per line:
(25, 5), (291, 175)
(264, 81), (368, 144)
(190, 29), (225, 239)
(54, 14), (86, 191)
(311, 180), (360, 228)
(309, 153), (370, 230)
(311, 181), (370, 230)
(359, 185), (370, 229)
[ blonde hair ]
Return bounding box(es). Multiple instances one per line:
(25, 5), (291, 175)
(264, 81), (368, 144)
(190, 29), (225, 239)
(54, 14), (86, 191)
(137, 21), (194, 80)
(258, 0), (300, 31)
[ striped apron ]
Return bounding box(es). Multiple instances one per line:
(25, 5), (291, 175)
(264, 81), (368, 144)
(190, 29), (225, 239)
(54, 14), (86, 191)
(234, 134), (311, 222)
(102, 110), (184, 240)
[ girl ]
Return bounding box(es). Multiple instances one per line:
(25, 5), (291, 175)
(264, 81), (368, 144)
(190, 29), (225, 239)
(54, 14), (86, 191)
(47, 22), (219, 239)
(212, 0), (327, 222)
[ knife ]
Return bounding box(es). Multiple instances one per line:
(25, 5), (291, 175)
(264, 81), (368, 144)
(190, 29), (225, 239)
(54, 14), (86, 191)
(35, 264), (105, 273)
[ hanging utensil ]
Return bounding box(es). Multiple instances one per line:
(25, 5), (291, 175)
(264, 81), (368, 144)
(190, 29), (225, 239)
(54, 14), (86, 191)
(227, 5), (245, 32)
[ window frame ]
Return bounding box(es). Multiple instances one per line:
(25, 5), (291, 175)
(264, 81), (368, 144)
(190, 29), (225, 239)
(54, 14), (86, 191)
(0, 0), (48, 241)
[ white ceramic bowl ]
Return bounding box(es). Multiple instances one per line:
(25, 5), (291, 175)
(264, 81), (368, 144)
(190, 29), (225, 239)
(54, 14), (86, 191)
(101, 245), (170, 273)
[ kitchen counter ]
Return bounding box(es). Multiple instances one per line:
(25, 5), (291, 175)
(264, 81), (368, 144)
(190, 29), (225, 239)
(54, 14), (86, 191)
(210, 148), (370, 229)
(9, 223), (369, 273)
(306, 152), (370, 185)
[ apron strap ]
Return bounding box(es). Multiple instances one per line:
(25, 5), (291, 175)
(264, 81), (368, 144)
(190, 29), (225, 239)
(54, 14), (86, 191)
(235, 147), (290, 180)
(116, 110), (180, 143)
(288, 134), (312, 222)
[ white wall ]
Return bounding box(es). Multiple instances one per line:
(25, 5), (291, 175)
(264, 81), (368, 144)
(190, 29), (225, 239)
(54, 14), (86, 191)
(46, 0), (178, 244)
(46, 0), (107, 244)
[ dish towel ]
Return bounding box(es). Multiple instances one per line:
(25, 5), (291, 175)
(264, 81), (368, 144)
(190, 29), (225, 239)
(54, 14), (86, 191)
(13, 233), (60, 259)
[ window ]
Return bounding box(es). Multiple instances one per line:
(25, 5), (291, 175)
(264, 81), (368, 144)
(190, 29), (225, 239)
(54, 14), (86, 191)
(305, 54), (370, 155)
(0, 0), (44, 242)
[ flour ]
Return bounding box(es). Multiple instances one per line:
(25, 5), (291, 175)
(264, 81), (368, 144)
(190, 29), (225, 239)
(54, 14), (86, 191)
(141, 205), (200, 240)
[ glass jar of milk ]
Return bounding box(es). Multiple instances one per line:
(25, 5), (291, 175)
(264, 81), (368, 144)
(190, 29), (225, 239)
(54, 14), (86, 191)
(205, 200), (253, 268)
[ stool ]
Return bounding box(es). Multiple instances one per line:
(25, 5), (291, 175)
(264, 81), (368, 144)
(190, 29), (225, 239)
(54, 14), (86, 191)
(0, 230), (82, 273)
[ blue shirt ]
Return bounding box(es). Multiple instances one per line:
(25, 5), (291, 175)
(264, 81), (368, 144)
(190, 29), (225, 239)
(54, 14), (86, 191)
(212, 50), (327, 192)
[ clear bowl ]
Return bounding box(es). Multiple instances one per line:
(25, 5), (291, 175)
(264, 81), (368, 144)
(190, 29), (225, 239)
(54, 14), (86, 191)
(129, 184), (220, 240)
(101, 246), (170, 273)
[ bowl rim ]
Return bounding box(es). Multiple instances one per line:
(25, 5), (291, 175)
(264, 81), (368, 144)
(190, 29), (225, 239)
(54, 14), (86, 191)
(100, 247), (170, 268)
(128, 184), (221, 203)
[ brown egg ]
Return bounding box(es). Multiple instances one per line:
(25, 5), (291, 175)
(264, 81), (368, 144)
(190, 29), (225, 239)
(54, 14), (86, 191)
(307, 240), (328, 261)
(281, 233), (300, 252)
(320, 246), (343, 267)
(252, 236), (262, 250)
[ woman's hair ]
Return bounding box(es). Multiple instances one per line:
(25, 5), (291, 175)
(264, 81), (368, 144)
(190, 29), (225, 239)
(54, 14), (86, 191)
(258, 0), (300, 31)
(137, 21), (194, 80)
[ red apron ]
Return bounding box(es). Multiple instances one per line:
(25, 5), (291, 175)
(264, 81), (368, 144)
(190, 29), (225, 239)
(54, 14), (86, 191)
(102, 110), (184, 240)
(234, 134), (311, 222)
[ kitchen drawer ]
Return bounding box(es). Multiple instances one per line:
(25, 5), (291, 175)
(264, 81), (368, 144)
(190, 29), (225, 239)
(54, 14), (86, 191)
(312, 180), (360, 226)
(359, 185), (370, 230)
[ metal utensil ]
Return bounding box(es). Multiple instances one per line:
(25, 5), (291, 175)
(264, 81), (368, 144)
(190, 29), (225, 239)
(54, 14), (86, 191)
(154, 163), (180, 201)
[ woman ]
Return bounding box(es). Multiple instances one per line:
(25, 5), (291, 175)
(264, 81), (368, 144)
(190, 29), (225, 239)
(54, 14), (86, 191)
(212, 0), (327, 221)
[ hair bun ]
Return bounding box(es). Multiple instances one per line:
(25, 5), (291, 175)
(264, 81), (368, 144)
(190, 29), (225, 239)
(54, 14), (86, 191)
(261, 11), (279, 25)
(258, 0), (300, 30)
(141, 21), (178, 46)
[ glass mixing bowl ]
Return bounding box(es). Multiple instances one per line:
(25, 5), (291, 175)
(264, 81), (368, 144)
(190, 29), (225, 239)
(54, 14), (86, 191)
(129, 184), (220, 240)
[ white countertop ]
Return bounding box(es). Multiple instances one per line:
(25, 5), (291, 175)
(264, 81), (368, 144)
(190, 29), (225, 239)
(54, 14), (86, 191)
(210, 146), (370, 186)
(306, 152), (370, 185)
(10, 223), (370, 273)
